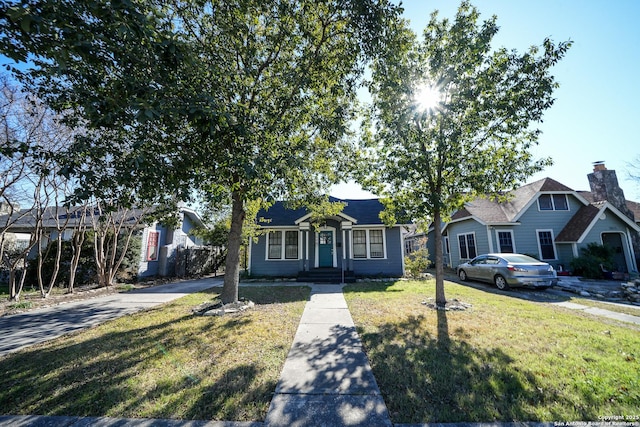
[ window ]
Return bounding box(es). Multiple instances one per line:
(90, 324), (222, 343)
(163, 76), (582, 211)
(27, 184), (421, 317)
(553, 194), (568, 210)
(147, 231), (159, 261)
(353, 230), (367, 258)
(458, 233), (476, 260)
(497, 231), (514, 253)
(285, 231), (298, 259)
(369, 230), (384, 258)
(267, 230), (299, 260)
(537, 230), (556, 260)
(538, 194), (569, 211)
(268, 231), (282, 259)
(352, 229), (386, 259)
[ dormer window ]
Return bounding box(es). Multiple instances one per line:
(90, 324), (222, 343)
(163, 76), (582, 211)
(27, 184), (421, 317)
(538, 194), (568, 211)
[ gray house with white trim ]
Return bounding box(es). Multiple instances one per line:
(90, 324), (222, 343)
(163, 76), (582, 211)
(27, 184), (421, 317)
(249, 197), (406, 281)
(425, 164), (640, 275)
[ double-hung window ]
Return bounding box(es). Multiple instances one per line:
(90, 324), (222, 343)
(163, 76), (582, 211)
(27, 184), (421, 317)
(458, 233), (476, 260)
(537, 230), (556, 260)
(352, 229), (385, 259)
(497, 231), (514, 253)
(147, 231), (160, 261)
(267, 230), (299, 260)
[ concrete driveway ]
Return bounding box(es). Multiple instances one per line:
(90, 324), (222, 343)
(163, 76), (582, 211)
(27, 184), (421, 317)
(0, 277), (223, 357)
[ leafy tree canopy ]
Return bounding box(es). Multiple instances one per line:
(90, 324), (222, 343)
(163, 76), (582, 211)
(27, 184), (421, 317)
(358, 1), (571, 305)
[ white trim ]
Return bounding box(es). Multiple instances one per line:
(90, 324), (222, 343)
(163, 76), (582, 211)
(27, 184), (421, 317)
(247, 235), (252, 275)
(487, 226), (494, 253)
(265, 229), (301, 261)
(536, 229), (557, 260)
(294, 211), (358, 225)
(351, 228), (387, 260)
(456, 232), (477, 263)
(315, 226), (337, 268)
(495, 229), (516, 253)
(601, 230), (636, 273)
(537, 193), (570, 212)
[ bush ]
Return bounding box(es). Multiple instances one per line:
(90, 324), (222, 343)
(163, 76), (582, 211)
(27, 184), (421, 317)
(404, 246), (431, 279)
(569, 243), (614, 279)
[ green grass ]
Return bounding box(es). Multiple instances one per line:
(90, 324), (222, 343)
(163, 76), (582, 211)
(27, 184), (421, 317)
(0, 286), (309, 421)
(344, 280), (640, 424)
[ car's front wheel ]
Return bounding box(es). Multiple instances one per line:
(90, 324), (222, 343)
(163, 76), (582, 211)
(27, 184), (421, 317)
(458, 269), (468, 281)
(494, 275), (510, 290)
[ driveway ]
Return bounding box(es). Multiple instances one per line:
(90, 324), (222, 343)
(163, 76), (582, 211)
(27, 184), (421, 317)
(0, 277), (223, 357)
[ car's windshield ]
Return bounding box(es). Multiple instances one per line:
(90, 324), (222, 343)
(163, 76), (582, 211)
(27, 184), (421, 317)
(500, 254), (541, 263)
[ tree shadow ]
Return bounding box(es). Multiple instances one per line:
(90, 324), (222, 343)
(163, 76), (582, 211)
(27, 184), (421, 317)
(0, 287), (307, 421)
(358, 313), (599, 423)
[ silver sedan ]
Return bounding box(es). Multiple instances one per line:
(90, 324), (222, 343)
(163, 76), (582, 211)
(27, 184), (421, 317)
(457, 253), (558, 290)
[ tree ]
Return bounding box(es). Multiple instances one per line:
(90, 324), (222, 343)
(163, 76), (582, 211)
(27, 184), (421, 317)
(359, 1), (570, 307)
(1, 0), (402, 303)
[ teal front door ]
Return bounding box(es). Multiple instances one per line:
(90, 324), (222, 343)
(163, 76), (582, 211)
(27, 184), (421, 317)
(318, 230), (333, 267)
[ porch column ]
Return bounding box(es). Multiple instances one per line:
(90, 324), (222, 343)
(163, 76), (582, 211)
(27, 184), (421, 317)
(299, 222), (310, 271)
(341, 221), (353, 271)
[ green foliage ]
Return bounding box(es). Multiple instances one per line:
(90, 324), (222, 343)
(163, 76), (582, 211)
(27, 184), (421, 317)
(405, 248), (431, 279)
(404, 237), (431, 278)
(570, 243), (615, 279)
(358, 1), (570, 304)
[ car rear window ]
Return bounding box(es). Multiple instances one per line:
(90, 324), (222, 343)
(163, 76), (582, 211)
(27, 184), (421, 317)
(501, 254), (540, 263)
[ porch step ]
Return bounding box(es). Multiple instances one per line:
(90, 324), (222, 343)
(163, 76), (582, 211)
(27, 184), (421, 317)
(297, 268), (356, 284)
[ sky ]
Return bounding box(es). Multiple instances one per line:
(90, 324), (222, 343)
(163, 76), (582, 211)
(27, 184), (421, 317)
(331, 0), (640, 200)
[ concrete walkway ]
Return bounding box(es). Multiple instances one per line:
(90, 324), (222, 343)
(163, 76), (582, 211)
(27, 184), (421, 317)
(0, 277), (222, 357)
(264, 283), (391, 426)
(551, 301), (640, 325)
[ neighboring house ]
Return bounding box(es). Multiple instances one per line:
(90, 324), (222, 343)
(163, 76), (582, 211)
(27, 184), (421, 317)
(0, 206), (205, 278)
(425, 163), (640, 274)
(249, 197), (407, 281)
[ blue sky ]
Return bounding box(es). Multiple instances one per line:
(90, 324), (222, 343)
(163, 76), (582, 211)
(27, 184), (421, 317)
(333, 0), (640, 200)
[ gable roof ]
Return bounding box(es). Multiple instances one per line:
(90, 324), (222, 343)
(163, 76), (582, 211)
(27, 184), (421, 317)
(556, 201), (640, 243)
(449, 177), (578, 226)
(578, 190), (640, 223)
(256, 197), (386, 227)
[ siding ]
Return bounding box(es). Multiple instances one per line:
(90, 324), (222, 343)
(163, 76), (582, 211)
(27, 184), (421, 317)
(447, 220), (488, 267)
(352, 227), (404, 277)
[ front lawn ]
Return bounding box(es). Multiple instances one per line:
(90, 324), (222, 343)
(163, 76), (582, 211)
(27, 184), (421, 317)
(344, 280), (640, 424)
(0, 286), (309, 421)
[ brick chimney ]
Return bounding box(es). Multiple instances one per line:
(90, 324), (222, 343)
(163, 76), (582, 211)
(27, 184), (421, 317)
(588, 162), (634, 221)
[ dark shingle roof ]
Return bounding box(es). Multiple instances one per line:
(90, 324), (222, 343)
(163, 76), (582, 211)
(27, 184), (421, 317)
(555, 204), (600, 242)
(256, 197), (386, 226)
(451, 178), (574, 224)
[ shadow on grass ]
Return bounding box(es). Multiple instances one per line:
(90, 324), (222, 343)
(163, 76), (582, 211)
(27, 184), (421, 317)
(359, 311), (598, 424)
(0, 285), (310, 421)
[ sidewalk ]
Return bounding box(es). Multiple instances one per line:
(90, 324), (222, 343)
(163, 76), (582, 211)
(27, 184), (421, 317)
(264, 284), (391, 427)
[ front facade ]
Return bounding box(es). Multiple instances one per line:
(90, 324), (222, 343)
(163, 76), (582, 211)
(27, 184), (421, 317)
(429, 164), (640, 275)
(249, 198), (406, 279)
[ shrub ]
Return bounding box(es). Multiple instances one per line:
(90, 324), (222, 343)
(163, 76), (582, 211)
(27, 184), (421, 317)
(569, 243), (614, 279)
(404, 237), (431, 279)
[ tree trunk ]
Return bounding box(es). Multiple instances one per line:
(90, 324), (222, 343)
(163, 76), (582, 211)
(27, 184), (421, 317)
(434, 207), (447, 307)
(221, 190), (245, 304)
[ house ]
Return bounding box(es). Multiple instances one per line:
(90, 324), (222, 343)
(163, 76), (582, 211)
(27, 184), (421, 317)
(424, 163), (640, 274)
(249, 197), (407, 281)
(0, 205), (205, 278)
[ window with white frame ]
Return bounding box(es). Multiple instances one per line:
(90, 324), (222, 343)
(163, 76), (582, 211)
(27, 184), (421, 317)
(353, 230), (367, 258)
(497, 231), (514, 253)
(267, 230), (299, 260)
(147, 231), (160, 261)
(458, 233), (476, 260)
(352, 229), (385, 259)
(537, 230), (556, 260)
(538, 194), (569, 211)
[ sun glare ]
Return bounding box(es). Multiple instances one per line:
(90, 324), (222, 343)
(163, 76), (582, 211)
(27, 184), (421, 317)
(415, 84), (441, 112)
